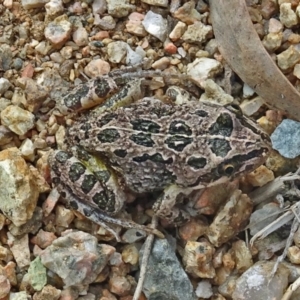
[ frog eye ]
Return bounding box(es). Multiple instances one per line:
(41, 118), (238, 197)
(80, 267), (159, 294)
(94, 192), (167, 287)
(223, 164), (235, 176)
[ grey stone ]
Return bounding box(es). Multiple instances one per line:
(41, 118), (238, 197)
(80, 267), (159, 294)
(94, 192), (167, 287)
(271, 119), (300, 158)
(140, 238), (196, 300)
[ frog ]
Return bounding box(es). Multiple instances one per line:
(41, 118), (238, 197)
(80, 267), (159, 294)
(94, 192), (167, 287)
(48, 71), (271, 241)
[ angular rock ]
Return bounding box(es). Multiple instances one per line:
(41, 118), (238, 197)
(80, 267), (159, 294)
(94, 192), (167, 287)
(140, 238), (196, 300)
(40, 231), (115, 287)
(271, 119), (300, 158)
(0, 148), (39, 226)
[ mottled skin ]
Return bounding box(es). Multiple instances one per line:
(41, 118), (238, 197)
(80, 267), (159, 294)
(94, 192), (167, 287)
(50, 95), (270, 229)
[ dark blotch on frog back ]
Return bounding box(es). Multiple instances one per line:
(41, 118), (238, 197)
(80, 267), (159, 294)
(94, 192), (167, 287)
(187, 156), (207, 169)
(69, 162), (86, 182)
(165, 135), (193, 152)
(81, 174), (98, 194)
(208, 113), (233, 137)
(130, 119), (161, 133)
(208, 139), (232, 157)
(92, 189), (116, 213)
(129, 133), (155, 147)
(168, 120), (192, 136)
(97, 128), (120, 143)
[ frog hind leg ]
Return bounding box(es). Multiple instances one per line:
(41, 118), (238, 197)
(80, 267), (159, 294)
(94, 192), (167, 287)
(152, 184), (193, 225)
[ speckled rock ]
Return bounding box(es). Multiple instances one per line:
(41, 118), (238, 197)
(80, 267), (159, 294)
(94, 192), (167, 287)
(9, 292), (28, 300)
(206, 190), (253, 247)
(187, 58), (223, 87)
(182, 22), (213, 45)
(28, 257), (47, 291)
(200, 79), (234, 106)
(72, 27), (89, 46)
(232, 261), (289, 300)
(1, 105), (35, 135)
(0, 148), (39, 227)
(17, 77), (49, 113)
(106, 0), (135, 18)
(142, 10), (168, 42)
(107, 41), (128, 63)
(40, 231), (115, 287)
(183, 240), (216, 278)
(140, 238), (196, 300)
(44, 15), (72, 49)
(271, 119), (300, 158)
(45, 0), (64, 16)
(8, 207), (43, 236)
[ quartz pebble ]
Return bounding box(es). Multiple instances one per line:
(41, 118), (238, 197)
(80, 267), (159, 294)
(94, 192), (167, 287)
(195, 280), (213, 298)
(141, 238), (196, 300)
(1, 105), (35, 135)
(232, 261), (289, 300)
(106, 0), (135, 18)
(187, 58), (223, 87)
(44, 15), (72, 49)
(107, 41), (128, 63)
(0, 78), (11, 96)
(142, 11), (168, 42)
(240, 97), (264, 116)
(271, 119), (300, 158)
(0, 148), (39, 226)
(40, 231), (115, 287)
(72, 27), (89, 46)
(45, 0), (64, 16)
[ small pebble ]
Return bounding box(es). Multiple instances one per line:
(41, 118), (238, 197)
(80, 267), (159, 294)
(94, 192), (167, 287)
(107, 41), (128, 63)
(84, 59), (110, 77)
(44, 15), (72, 48)
(271, 119), (300, 158)
(142, 10), (168, 42)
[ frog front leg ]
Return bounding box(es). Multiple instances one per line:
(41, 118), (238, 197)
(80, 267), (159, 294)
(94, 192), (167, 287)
(152, 185), (196, 225)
